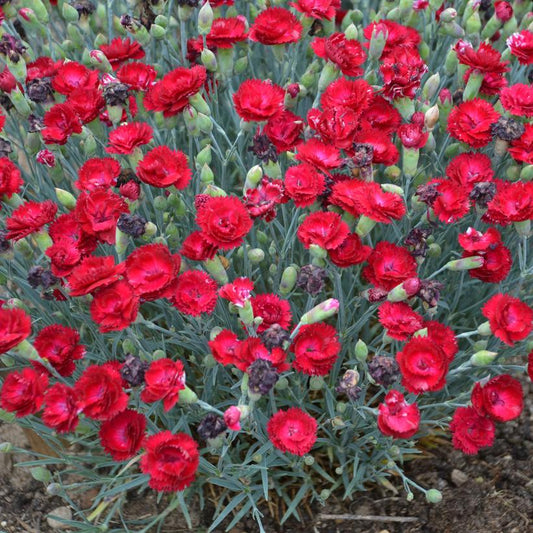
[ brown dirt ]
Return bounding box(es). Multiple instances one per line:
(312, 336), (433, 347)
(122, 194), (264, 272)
(1, 382), (532, 532)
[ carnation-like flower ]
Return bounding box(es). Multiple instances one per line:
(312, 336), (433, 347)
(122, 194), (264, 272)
(297, 211), (349, 251)
(106, 122), (153, 155)
(312, 33), (366, 76)
(6, 200), (58, 241)
(377, 390), (420, 439)
(136, 145), (192, 189)
(251, 293), (292, 334)
(0, 307), (31, 354)
(140, 359), (186, 412)
(378, 302), (424, 341)
(140, 431), (199, 491)
(449, 406), (495, 455)
(248, 7), (302, 45)
(447, 99), (500, 148)
(0, 368), (48, 418)
(42, 383), (79, 434)
(233, 79), (285, 122)
(90, 280), (140, 332)
(506, 30), (533, 65)
(170, 270), (218, 316)
(471, 374), (523, 422)
(75, 157), (121, 192)
(290, 0), (341, 20)
(267, 407), (318, 455)
(0, 157), (23, 199)
(482, 294), (533, 346)
(99, 409), (146, 461)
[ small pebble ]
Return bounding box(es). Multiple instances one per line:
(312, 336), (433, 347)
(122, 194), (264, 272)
(451, 468), (468, 486)
(46, 506), (72, 529)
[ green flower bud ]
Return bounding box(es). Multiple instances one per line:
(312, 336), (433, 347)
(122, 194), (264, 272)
(444, 47), (458, 76)
(427, 243), (441, 257)
(470, 350), (498, 366)
(183, 106), (200, 135)
(275, 377), (289, 390)
(355, 215), (377, 237)
(152, 349), (166, 360)
(472, 340), (488, 352)
(514, 220), (531, 238)
(178, 385), (198, 405)
(481, 15), (502, 39)
(248, 248), (265, 264)
(299, 299), (339, 325)
(196, 145), (212, 168)
(425, 489), (442, 504)
(381, 183), (404, 195)
(320, 489), (331, 500)
(336, 402), (347, 414)
(115, 228), (129, 257)
(394, 97), (415, 120)
(34, 231), (53, 253)
(201, 48), (218, 72)
(154, 15), (168, 27)
(55, 188), (76, 210)
(303, 455), (315, 466)
(262, 160), (281, 179)
(309, 376), (324, 390)
(252, 453), (263, 463)
(204, 256), (229, 284)
(10, 339), (39, 360)
(477, 321), (492, 336)
(465, 12), (482, 35)
(384, 165), (401, 181)
(402, 147), (419, 178)
(445, 256), (484, 271)
(355, 339), (368, 361)
(197, 113), (213, 134)
(463, 71), (483, 100)
(143, 221), (157, 238)
(369, 25), (388, 60)
(424, 105), (440, 132)
(153, 195), (167, 211)
(234, 55), (248, 74)
(62, 2), (79, 22)
(279, 266), (298, 295)
(122, 339), (136, 354)
(198, 1), (214, 34)
(210, 327), (223, 341)
(204, 184), (226, 197)
(519, 165), (533, 182)
(344, 23), (358, 40)
(309, 244), (328, 259)
(10, 87), (32, 117)
(244, 165), (263, 191)
(317, 63), (339, 92)
(269, 264), (277, 276)
(150, 24), (166, 39)
(178, 5), (193, 21)
(423, 74), (441, 101)
(440, 7), (457, 23)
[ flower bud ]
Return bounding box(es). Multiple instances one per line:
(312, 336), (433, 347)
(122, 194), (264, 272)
(203, 256), (229, 285)
(10, 87), (32, 117)
(204, 184), (226, 197)
(369, 25), (388, 60)
(514, 220), (531, 238)
(143, 221), (157, 238)
(477, 321), (492, 336)
(426, 489), (442, 504)
(345, 23), (358, 40)
(317, 63), (339, 92)
(197, 113), (213, 134)
(387, 277), (421, 302)
(309, 244), (327, 259)
(384, 165), (401, 181)
(423, 74), (441, 101)
(189, 92), (211, 116)
(299, 299), (339, 325)
(196, 144), (212, 167)
(402, 147), (419, 178)
(244, 165), (263, 191)
(62, 2), (79, 22)
(55, 188), (76, 210)
(247, 248), (265, 264)
(234, 56), (248, 75)
(381, 183), (404, 195)
(309, 376), (324, 390)
(177, 385), (198, 405)
(150, 24), (166, 39)
(445, 256), (484, 271)
(355, 215), (377, 237)
(463, 71), (483, 100)
(89, 50), (112, 72)
(355, 339), (368, 361)
(201, 48), (217, 72)
(303, 455), (315, 465)
(279, 266), (298, 295)
(470, 350), (498, 366)
(440, 8), (457, 23)
(198, 1), (214, 35)
(427, 242), (441, 258)
(424, 105), (440, 131)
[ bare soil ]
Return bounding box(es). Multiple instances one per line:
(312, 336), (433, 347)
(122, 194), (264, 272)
(1, 382), (532, 533)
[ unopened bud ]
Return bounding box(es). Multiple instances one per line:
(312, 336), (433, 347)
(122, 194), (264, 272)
(203, 184), (226, 197)
(89, 50), (112, 72)
(247, 248), (265, 264)
(445, 256), (484, 271)
(470, 350), (498, 366)
(309, 244), (327, 259)
(514, 220), (531, 238)
(369, 25), (388, 60)
(201, 48), (217, 72)
(299, 298), (339, 325)
(150, 24), (166, 39)
(345, 23), (358, 40)
(477, 321), (492, 336)
(387, 278), (421, 302)
(203, 256), (229, 284)
(440, 8), (457, 23)
(355, 339), (368, 361)
(55, 188), (76, 210)
(317, 63), (339, 92)
(244, 165), (263, 191)
(62, 2), (79, 22)
(178, 385), (198, 405)
(424, 105), (440, 131)
(189, 92), (211, 116)
(426, 489), (442, 504)
(381, 183), (404, 195)
(355, 215), (377, 237)
(198, 1), (214, 34)
(196, 144), (212, 167)
(280, 266), (298, 295)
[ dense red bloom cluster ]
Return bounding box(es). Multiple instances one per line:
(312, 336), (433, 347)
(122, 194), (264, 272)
(482, 294), (533, 346)
(329, 232), (371, 267)
(106, 122), (153, 154)
(136, 146), (191, 189)
(297, 211), (349, 251)
(377, 390), (420, 439)
(42, 383), (79, 433)
(267, 407), (317, 455)
(100, 37), (145, 70)
(90, 280), (139, 332)
(248, 8), (302, 45)
(251, 293), (292, 333)
(378, 302), (424, 341)
(219, 277), (254, 307)
(0, 158), (23, 200)
(447, 99), (500, 148)
(483, 180), (533, 225)
(140, 431), (199, 491)
(311, 33), (366, 77)
(233, 79), (285, 122)
(507, 30), (533, 65)
(500, 84), (533, 117)
(6, 200), (57, 241)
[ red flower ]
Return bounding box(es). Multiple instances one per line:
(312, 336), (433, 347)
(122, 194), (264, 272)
(170, 270), (218, 316)
(431, 179), (470, 224)
(328, 233), (371, 268)
(290, 0), (341, 20)
(251, 293), (292, 334)
(32, 325), (85, 377)
(291, 323), (341, 376)
(363, 242), (417, 292)
(363, 20), (421, 55)
(449, 406), (495, 455)
(454, 40), (509, 75)
(284, 163), (325, 208)
(75, 157), (121, 192)
(90, 280), (140, 332)
(44, 235), (80, 277)
(100, 37), (145, 70)
(140, 431), (199, 491)
(0, 157), (23, 200)
(397, 122), (428, 149)
(136, 145), (192, 189)
(236, 337), (288, 372)
(307, 106), (360, 149)
(471, 374), (523, 422)
(140, 358), (185, 411)
(359, 95), (402, 134)
(180, 230), (218, 261)
(295, 138), (342, 175)
(52, 61), (99, 95)
(331, 181), (406, 223)
(424, 320), (458, 363)
(509, 123), (533, 164)
(267, 407), (318, 455)
(0, 368), (48, 418)
(459, 228), (512, 284)
(264, 109), (304, 153)
(321, 78), (373, 115)
(49, 213), (97, 256)
(377, 390), (420, 439)
(67, 255), (125, 297)
(74, 364), (129, 421)
(352, 129), (399, 165)
(312, 33), (366, 76)
(196, 196), (253, 250)
(244, 177), (287, 221)
(219, 277), (254, 307)
(206, 16), (248, 48)
(5, 200), (57, 241)
(494, 1), (513, 22)
(506, 30), (533, 65)
(483, 180), (533, 225)
(125, 244), (181, 301)
(396, 336), (449, 393)
(0, 307), (31, 354)
(378, 302), (424, 341)
(117, 62), (157, 91)
(67, 87), (106, 123)
(248, 7), (302, 45)
(447, 99), (500, 148)
(26, 56), (61, 82)
(528, 351), (533, 383)
(75, 189), (129, 245)
(99, 409), (146, 460)
(42, 103), (83, 145)
(42, 383), (79, 433)
(233, 79), (285, 122)
(208, 329), (241, 367)
(482, 294), (533, 346)
(106, 122), (153, 155)
(297, 211), (349, 251)
(445, 152), (493, 191)
(380, 47), (427, 100)
(500, 84), (533, 118)
(144, 65), (207, 117)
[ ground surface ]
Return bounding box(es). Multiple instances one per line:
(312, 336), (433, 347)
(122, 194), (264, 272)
(1, 382), (532, 533)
